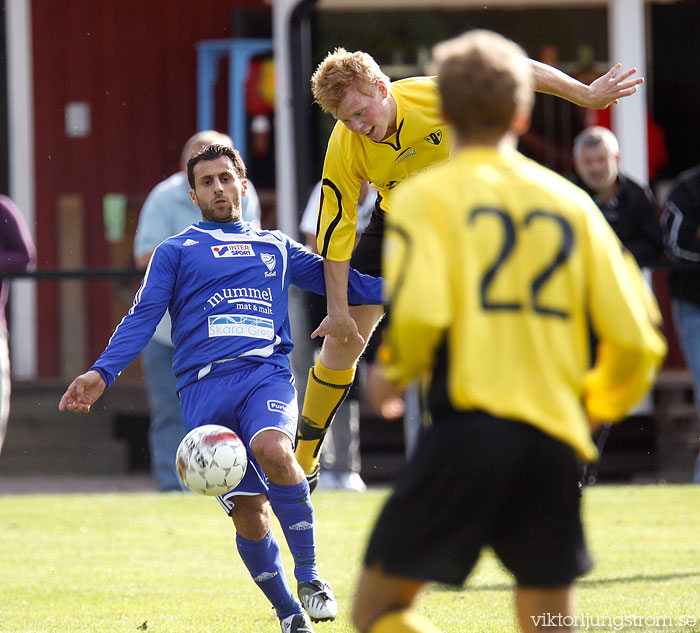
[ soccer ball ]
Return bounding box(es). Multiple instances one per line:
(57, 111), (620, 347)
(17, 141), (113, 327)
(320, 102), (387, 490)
(176, 425), (248, 496)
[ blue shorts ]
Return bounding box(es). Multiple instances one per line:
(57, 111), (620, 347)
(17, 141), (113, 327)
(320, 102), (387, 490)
(179, 361), (298, 513)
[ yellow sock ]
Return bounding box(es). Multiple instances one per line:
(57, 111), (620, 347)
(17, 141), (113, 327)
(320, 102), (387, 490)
(295, 357), (356, 475)
(369, 610), (442, 633)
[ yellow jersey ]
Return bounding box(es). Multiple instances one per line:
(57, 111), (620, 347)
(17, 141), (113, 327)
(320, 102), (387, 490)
(380, 146), (667, 461)
(317, 76), (452, 261)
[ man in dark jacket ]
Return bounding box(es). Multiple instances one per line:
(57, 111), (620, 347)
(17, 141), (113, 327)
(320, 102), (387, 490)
(573, 126), (662, 268)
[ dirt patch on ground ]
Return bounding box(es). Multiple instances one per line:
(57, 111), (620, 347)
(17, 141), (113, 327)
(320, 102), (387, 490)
(0, 474), (160, 495)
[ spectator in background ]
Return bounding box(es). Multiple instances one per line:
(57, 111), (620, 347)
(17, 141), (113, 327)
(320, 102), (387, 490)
(296, 180), (376, 491)
(573, 126), (662, 268)
(660, 163), (700, 484)
(0, 195), (36, 454)
(577, 84), (669, 184)
(133, 130), (261, 491)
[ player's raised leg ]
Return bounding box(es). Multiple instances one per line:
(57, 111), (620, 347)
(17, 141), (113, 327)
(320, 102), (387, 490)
(252, 428), (338, 623)
(231, 492), (315, 633)
(295, 304), (384, 488)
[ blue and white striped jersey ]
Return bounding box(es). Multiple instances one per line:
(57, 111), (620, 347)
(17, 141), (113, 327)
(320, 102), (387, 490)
(91, 221), (383, 391)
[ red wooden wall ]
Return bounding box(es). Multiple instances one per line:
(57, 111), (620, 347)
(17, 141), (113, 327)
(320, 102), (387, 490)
(31, 0), (268, 376)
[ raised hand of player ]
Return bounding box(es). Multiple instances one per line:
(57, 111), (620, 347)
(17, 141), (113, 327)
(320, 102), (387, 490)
(585, 63), (644, 109)
(58, 370), (106, 413)
(311, 311), (365, 345)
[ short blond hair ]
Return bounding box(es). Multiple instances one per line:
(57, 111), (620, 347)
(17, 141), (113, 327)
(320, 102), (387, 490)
(432, 30), (533, 143)
(311, 47), (391, 115)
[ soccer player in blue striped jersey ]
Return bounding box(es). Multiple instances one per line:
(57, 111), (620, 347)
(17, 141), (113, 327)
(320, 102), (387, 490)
(59, 144), (383, 633)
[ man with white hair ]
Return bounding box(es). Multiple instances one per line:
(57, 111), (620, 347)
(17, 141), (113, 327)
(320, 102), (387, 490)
(573, 126), (661, 267)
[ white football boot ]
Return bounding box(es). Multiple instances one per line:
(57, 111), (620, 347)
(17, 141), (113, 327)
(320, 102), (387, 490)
(297, 579), (338, 622)
(280, 612), (315, 633)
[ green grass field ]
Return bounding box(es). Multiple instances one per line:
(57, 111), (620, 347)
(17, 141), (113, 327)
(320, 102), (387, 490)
(1, 485), (699, 633)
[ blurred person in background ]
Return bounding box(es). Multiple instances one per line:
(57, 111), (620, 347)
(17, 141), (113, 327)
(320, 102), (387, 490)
(0, 195), (36, 454)
(573, 126), (662, 268)
(660, 163), (700, 484)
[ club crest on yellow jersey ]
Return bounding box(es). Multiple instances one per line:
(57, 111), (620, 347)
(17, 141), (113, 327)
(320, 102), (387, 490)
(424, 129), (443, 145)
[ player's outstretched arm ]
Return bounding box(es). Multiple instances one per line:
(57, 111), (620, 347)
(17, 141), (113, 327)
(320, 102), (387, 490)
(58, 370), (106, 413)
(312, 259), (365, 344)
(529, 60), (643, 109)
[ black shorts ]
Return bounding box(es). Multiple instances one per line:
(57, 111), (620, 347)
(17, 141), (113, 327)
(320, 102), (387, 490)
(364, 410), (592, 587)
(350, 203), (385, 278)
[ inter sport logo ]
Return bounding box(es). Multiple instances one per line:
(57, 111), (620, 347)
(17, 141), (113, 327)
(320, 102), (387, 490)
(211, 243), (255, 258)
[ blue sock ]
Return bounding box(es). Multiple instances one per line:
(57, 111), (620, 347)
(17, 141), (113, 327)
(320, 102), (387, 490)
(267, 480), (319, 583)
(236, 531), (300, 619)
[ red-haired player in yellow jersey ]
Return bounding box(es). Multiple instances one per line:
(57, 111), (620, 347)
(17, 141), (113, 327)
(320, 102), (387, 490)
(297, 40), (646, 490)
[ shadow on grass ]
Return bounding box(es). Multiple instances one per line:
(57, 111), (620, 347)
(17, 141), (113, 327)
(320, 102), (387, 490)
(433, 570), (700, 593)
